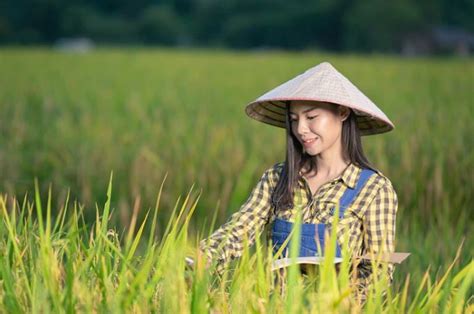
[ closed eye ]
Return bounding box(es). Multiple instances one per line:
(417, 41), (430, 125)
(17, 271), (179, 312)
(290, 114), (318, 122)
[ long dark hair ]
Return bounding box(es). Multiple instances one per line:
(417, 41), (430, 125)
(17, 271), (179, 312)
(271, 101), (376, 211)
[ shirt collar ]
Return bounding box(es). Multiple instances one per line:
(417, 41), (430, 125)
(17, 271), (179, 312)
(298, 162), (362, 189)
(340, 162), (361, 189)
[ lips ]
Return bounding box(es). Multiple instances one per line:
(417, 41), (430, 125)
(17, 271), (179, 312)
(302, 137), (318, 146)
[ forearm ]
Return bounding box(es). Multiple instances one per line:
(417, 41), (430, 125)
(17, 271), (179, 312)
(199, 168), (275, 271)
(353, 261), (394, 302)
(199, 221), (262, 274)
(358, 178), (398, 302)
(199, 219), (256, 264)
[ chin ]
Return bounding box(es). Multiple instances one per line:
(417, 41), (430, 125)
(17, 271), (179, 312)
(305, 149), (320, 156)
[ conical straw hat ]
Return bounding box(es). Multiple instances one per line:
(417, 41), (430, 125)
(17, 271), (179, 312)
(245, 62), (394, 136)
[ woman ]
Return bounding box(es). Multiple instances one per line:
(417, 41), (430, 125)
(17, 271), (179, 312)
(199, 62), (398, 302)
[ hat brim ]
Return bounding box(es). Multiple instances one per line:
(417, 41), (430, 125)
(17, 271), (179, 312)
(245, 98), (394, 136)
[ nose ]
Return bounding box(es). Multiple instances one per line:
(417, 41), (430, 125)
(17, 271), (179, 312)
(295, 119), (309, 137)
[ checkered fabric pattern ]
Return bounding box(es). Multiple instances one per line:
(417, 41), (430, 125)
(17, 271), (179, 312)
(199, 161), (398, 300)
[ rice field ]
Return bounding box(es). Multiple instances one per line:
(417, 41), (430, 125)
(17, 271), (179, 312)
(0, 47), (473, 312)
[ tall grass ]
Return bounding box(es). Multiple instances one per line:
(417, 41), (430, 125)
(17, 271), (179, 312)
(0, 179), (472, 312)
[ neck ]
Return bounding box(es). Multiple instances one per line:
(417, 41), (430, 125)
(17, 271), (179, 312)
(313, 139), (349, 177)
(315, 156), (349, 178)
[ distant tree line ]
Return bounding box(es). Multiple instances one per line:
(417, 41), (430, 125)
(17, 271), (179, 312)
(1, 0), (472, 52)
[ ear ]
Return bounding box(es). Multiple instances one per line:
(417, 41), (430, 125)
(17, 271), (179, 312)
(338, 106), (350, 122)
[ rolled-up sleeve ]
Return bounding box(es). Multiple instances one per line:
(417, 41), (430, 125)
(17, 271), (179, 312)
(199, 167), (275, 272)
(356, 179), (398, 301)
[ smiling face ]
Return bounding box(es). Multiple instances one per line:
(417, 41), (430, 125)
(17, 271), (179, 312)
(288, 100), (350, 157)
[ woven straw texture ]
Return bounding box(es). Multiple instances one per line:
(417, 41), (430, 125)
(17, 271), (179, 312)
(245, 62), (395, 136)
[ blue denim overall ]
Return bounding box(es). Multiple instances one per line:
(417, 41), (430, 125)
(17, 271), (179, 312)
(271, 168), (376, 258)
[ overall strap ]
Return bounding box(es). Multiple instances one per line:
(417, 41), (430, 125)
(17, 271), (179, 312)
(332, 168), (377, 218)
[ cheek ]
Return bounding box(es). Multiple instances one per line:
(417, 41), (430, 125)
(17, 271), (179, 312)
(309, 117), (329, 133)
(309, 117), (341, 139)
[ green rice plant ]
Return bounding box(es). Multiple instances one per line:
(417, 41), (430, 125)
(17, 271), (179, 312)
(0, 177), (472, 313)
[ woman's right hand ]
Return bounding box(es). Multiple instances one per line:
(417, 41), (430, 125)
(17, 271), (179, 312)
(185, 256), (195, 270)
(185, 251), (212, 271)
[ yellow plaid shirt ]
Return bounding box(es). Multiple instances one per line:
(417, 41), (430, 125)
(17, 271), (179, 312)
(200, 161), (398, 299)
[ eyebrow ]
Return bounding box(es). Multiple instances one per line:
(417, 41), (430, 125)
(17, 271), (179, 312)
(289, 107), (318, 115)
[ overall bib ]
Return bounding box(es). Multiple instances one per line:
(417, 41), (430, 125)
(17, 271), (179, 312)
(271, 168), (376, 259)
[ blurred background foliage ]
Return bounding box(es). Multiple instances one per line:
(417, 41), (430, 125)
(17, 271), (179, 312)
(1, 0), (473, 53)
